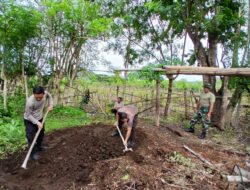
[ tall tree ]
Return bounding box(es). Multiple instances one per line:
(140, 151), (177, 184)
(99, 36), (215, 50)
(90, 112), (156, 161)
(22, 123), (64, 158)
(144, 0), (246, 128)
(40, 0), (111, 104)
(108, 0), (185, 117)
(0, 1), (41, 110)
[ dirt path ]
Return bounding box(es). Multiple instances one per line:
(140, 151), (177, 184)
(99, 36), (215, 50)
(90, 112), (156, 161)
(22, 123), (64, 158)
(0, 122), (248, 190)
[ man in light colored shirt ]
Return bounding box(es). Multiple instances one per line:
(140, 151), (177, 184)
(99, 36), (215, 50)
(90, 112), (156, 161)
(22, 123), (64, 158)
(185, 83), (215, 139)
(24, 86), (53, 160)
(112, 105), (138, 148)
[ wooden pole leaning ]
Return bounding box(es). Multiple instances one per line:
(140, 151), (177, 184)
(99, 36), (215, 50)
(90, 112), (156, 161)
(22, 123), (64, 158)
(21, 110), (49, 169)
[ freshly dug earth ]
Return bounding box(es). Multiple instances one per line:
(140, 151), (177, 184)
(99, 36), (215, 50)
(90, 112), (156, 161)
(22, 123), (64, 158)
(0, 122), (248, 190)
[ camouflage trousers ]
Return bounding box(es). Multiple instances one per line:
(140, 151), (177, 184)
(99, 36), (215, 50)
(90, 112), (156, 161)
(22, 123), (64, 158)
(190, 107), (210, 132)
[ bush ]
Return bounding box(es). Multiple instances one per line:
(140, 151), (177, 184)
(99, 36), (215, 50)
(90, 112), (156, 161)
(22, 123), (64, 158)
(0, 117), (25, 156)
(49, 106), (88, 117)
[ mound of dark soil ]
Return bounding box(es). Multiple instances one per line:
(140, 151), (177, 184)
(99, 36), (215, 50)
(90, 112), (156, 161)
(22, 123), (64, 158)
(0, 123), (247, 190)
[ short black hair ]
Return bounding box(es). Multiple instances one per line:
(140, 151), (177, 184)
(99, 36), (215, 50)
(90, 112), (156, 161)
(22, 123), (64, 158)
(118, 112), (127, 120)
(118, 97), (123, 100)
(33, 86), (45, 94)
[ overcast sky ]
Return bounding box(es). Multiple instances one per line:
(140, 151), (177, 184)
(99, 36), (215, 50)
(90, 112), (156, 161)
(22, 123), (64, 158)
(96, 35), (204, 82)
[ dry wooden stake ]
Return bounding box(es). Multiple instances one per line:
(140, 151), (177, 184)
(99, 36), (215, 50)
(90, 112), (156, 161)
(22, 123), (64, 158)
(183, 145), (213, 166)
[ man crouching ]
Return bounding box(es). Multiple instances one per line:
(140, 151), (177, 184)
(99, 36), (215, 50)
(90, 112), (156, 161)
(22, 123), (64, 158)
(111, 105), (138, 148)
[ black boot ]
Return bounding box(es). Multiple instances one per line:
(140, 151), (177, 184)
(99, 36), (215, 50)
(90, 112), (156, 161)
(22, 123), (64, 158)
(127, 140), (134, 148)
(30, 149), (39, 160)
(37, 144), (49, 151)
(111, 130), (119, 137)
(184, 127), (194, 133)
(198, 131), (206, 139)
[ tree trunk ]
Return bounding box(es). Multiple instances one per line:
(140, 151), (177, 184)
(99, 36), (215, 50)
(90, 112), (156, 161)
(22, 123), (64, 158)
(156, 79), (161, 127)
(184, 89), (188, 119)
(24, 75), (29, 101)
(123, 29), (132, 98)
(247, 0), (250, 65)
(164, 75), (174, 117)
(186, 28), (208, 67)
(207, 32), (218, 90)
(21, 62), (29, 101)
(3, 77), (8, 111)
(217, 77), (229, 130)
(52, 71), (63, 105)
(67, 40), (84, 88)
(1, 60), (7, 111)
(226, 85), (244, 127)
(182, 31), (187, 63)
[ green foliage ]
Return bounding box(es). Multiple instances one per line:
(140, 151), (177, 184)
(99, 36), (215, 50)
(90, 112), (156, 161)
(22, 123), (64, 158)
(187, 52), (196, 66)
(0, 1), (42, 78)
(212, 127), (235, 144)
(80, 89), (90, 108)
(174, 80), (202, 91)
(7, 92), (26, 117)
(46, 115), (91, 131)
(169, 151), (196, 169)
(0, 91), (26, 117)
(49, 106), (87, 117)
(139, 63), (165, 82)
(127, 72), (153, 87)
(228, 76), (250, 90)
(43, 0), (112, 38)
(111, 72), (125, 85)
(0, 117), (25, 156)
(121, 174), (130, 181)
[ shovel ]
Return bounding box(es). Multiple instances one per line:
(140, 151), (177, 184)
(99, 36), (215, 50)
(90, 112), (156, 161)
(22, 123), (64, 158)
(115, 125), (133, 152)
(21, 110), (49, 169)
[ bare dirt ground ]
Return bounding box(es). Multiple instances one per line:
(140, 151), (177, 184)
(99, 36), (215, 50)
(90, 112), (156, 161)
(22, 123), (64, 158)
(0, 120), (249, 190)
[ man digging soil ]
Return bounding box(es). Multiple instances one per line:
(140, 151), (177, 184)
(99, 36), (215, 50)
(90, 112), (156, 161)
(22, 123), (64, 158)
(111, 105), (138, 148)
(24, 86), (53, 160)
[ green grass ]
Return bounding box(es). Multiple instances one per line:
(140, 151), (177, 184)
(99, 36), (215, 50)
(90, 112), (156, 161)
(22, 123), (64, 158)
(46, 115), (91, 131)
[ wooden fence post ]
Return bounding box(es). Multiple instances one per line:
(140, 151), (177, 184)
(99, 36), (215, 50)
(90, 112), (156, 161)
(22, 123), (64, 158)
(190, 91), (195, 113)
(184, 89), (188, 119)
(151, 89), (154, 113)
(156, 79), (161, 127)
(146, 94), (149, 116)
(116, 86), (119, 97)
(130, 92), (133, 104)
(141, 96), (144, 110)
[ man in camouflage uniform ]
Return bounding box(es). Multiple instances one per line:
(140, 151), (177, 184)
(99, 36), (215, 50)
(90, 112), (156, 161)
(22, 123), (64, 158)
(185, 83), (215, 139)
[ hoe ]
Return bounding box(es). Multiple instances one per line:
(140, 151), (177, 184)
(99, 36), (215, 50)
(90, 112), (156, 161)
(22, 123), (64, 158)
(115, 125), (133, 152)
